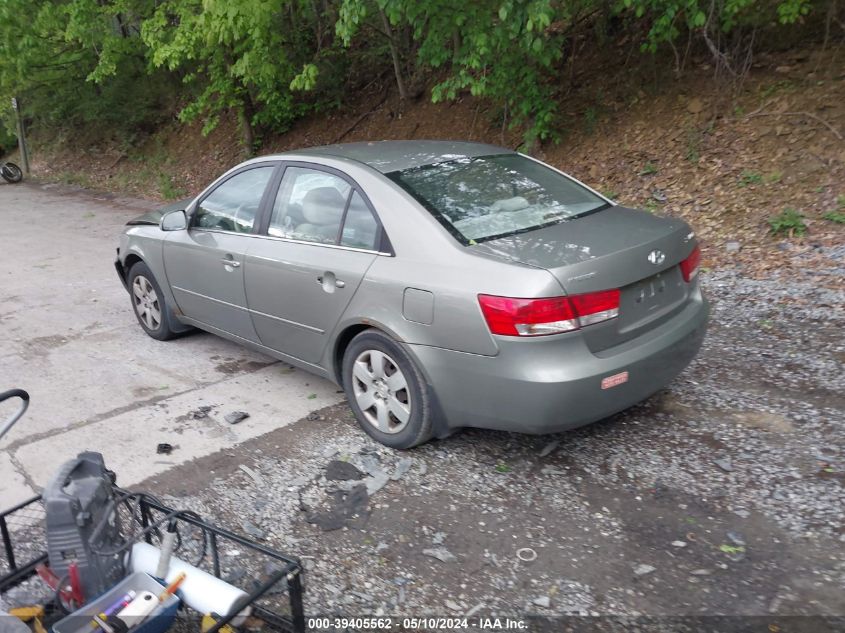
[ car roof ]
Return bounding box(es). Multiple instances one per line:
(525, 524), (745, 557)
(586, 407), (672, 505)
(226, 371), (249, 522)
(275, 140), (514, 174)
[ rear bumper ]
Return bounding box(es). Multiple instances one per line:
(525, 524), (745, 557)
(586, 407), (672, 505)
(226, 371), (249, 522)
(407, 292), (709, 434)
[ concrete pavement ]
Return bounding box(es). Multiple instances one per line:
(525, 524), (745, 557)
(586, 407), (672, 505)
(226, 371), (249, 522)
(0, 181), (341, 508)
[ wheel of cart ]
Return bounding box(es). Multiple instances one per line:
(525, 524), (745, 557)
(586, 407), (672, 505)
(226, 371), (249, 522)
(0, 390), (305, 632)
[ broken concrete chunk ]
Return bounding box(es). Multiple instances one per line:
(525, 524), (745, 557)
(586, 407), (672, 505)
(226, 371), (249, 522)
(325, 460), (365, 481)
(225, 411), (250, 425)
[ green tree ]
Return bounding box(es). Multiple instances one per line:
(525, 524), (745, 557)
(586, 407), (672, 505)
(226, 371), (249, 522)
(142, 0), (326, 151)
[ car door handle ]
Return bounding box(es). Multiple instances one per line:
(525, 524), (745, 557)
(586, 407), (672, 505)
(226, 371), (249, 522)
(220, 257), (241, 268)
(317, 274), (345, 291)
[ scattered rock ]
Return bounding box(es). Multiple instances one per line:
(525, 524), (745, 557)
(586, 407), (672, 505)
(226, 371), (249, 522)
(225, 411), (250, 425)
(633, 564), (656, 576)
(366, 471), (390, 495)
(538, 440), (559, 457)
(239, 464), (263, 486)
(465, 603), (485, 617)
(713, 458), (735, 473)
(422, 547), (457, 563)
(671, 540), (687, 548)
(690, 569), (712, 576)
(532, 596), (551, 608)
(445, 599), (462, 612)
(358, 454), (383, 477)
(241, 521), (265, 540)
(391, 457), (413, 480)
(325, 460), (364, 481)
(190, 405), (213, 419)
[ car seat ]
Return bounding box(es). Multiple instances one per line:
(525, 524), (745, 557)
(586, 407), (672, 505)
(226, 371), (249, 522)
(295, 187), (344, 243)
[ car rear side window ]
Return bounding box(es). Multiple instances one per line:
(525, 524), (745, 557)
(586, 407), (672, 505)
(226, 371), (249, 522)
(269, 167), (352, 244)
(195, 166), (274, 233)
(387, 154), (609, 244)
(340, 192), (379, 250)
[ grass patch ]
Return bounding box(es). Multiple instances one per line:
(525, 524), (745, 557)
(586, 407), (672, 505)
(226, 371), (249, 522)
(768, 208), (807, 237)
(738, 170), (763, 187)
(639, 162), (659, 176)
(158, 172), (187, 200)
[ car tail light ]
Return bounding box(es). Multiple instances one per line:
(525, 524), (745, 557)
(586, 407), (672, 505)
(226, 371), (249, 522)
(478, 289), (620, 337)
(680, 244), (701, 282)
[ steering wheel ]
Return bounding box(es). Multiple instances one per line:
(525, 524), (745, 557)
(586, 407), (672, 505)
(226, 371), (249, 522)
(232, 202), (255, 232)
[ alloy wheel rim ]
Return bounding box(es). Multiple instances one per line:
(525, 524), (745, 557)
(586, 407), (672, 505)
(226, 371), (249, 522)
(351, 349), (411, 434)
(132, 275), (162, 331)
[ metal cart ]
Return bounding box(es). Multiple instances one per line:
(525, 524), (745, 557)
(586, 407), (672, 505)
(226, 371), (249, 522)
(0, 390), (305, 632)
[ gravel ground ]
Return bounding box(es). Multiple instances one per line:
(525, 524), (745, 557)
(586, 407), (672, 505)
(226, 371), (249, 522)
(3, 267), (843, 625)
(136, 268), (845, 621)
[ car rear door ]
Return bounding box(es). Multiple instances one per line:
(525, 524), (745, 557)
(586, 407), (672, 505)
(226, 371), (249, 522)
(163, 163), (279, 342)
(244, 163), (384, 364)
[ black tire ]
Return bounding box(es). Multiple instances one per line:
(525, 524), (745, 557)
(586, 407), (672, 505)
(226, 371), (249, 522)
(342, 328), (433, 449)
(127, 261), (180, 341)
(1, 162), (23, 183)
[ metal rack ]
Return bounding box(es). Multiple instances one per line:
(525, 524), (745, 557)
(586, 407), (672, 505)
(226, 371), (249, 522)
(0, 490), (306, 632)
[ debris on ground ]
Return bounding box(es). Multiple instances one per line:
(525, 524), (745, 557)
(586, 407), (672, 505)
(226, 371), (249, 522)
(422, 547), (457, 563)
(156, 443), (173, 455)
(325, 460), (364, 481)
(224, 410), (250, 425)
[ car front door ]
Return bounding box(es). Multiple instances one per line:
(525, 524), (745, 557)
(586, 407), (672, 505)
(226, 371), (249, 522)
(163, 163), (277, 342)
(244, 164), (384, 364)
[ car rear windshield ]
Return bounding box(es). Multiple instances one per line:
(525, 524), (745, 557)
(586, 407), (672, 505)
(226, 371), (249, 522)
(386, 154), (609, 244)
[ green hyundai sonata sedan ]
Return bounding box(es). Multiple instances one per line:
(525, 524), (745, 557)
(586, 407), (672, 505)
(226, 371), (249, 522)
(115, 140), (708, 448)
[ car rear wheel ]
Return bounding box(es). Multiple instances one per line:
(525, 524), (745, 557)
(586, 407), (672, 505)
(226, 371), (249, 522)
(342, 329), (433, 449)
(128, 261), (180, 341)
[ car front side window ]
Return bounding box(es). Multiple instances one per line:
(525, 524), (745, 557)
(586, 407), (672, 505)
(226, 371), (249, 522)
(194, 166), (275, 233)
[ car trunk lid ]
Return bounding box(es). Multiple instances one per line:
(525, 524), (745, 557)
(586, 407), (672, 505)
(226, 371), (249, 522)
(472, 206), (697, 352)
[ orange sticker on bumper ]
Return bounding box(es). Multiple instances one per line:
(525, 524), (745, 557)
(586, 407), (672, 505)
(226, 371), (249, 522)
(601, 371), (629, 389)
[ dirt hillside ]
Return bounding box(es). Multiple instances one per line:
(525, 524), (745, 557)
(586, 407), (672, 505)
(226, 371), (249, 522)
(26, 45), (845, 280)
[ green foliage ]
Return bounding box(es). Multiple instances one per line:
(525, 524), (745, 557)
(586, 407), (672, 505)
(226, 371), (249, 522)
(639, 162), (659, 175)
(0, 0), (835, 155)
(823, 196), (845, 223)
(738, 170), (763, 186)
(768, 208), (807, 236)
(616, 0), (819, 54)
(337, 0), (567, 144)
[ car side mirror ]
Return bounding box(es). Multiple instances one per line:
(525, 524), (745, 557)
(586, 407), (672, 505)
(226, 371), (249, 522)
(160, 209), (187, 231)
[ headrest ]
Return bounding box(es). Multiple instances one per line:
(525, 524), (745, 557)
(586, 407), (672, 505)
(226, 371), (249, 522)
(302, 187), (346, 224)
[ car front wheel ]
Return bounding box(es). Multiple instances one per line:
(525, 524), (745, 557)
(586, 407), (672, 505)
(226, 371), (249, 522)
(342, 329), (433, 449)
(128, 261), (180, 341)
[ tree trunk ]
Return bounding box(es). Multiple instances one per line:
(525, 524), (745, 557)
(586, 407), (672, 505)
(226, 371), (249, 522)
(379, 7), (407, 100)
(238, 96), (256, 156)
